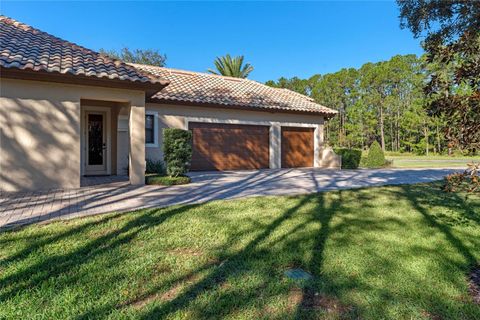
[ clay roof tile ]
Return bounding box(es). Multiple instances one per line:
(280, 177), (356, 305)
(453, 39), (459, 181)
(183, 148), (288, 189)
(0, 16), (168, 87)
(131, 64), (337, 115)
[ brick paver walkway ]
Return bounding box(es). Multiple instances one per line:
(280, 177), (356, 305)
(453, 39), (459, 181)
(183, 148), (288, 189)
(0, 168), (457, 230)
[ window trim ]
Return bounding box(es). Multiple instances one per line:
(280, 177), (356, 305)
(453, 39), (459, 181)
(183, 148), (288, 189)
(145, 111), (158, 147)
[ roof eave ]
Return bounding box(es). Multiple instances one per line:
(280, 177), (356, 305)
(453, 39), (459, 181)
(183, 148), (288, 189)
(0, 67), (169, 97)
(147, 97), (338, 117)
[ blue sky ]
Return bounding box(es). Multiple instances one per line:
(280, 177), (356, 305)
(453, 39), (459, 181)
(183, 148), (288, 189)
(1, 1), (423, 82)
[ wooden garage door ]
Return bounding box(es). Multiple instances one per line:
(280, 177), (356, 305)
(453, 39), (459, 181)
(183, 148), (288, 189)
(281, 127), (314, 168)
(189, 122), (270, 171)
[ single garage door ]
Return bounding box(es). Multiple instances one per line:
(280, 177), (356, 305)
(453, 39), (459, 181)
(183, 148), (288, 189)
(281, 127), (314, 168)
(189, 122), (270, 171)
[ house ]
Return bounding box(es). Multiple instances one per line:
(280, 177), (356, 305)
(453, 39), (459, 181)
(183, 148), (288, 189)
(0, 16), (339, 192)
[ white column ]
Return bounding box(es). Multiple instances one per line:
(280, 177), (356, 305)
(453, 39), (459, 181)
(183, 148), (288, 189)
(269, 123), (281, 169)
(314, 123), (324, 167)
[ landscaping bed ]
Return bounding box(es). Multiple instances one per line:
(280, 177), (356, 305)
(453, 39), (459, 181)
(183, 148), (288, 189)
(145, 174), (191, 186)
(0, 183), (479, 319)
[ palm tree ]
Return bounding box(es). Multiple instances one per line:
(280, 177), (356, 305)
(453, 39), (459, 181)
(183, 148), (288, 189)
(208, 54), (254, 78)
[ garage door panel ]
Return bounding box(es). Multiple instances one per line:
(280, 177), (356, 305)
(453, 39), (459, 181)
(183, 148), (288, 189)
(189, 122), (269, 171)
(281, 127), (314, 168)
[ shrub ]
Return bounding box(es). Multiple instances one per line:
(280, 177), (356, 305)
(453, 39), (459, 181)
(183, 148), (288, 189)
(365, 141), (386, 168)
(443, 162), (479, 193)
(145, 159), (165, 175)
(359, 153), (368, 167)
(163, 128), (192, 177)
(335, 148), (362, 169)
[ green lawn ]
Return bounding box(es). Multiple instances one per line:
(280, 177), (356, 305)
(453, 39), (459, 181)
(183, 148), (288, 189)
(1, 183), (479, 319)
(387, 155), (479, 168)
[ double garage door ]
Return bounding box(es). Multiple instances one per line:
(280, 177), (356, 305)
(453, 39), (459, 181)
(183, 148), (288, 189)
(189, 122), (314, 171)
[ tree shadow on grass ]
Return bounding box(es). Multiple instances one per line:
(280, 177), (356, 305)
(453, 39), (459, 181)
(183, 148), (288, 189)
(131, 195), (320, 319)
(291, 184), (480, 319)
(373, 184), (480, 318)
(0, 212), (125, 266)
(398, 184), (478, 265)
(113, 189), (392, 319)
(2, 183), (479, 319)
(293, 190), (358, 319)
(77, 185), (479, 319)
(0, 204), (197, 302)
(129, 190), (378, 319)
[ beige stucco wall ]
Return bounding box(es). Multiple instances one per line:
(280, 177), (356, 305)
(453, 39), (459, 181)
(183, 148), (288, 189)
(145, 103), (326, 169)
(0, 78), (145, 192)
(117, 131), (130, 175)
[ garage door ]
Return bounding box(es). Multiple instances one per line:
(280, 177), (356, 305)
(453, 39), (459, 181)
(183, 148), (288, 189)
(189, 122), (270, 171)
(281, 127), (314, 168)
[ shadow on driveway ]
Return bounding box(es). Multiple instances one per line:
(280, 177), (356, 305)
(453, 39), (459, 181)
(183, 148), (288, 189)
(0, 168), (458, 230)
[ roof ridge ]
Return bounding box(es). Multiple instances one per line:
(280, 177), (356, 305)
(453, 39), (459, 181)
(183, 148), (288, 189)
(130, 63), (256, 83)
(129, 64), (199, 77)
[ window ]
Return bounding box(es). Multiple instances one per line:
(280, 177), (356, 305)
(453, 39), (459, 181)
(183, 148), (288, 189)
(145, 115), (154, 143)
(145, 111), (158, 147)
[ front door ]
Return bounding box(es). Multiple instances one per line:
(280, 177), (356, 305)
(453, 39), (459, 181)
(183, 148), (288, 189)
(85, 111), (108, 175)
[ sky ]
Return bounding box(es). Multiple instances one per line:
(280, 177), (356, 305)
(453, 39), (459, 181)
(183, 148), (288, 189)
(1, 1), (424, 83)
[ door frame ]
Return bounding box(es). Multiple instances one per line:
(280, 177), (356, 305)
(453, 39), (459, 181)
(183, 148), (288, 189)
(81, 106), (112, 176)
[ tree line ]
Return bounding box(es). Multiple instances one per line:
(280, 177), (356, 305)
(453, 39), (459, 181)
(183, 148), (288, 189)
(267, 1), (479, 155)
(100, 1), (478, 155)
(266, 54), (461, 155)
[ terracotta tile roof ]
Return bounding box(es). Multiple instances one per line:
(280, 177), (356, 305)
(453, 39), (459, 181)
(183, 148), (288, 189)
(132, 64), (337, 116)
(0, 16), (168, 87)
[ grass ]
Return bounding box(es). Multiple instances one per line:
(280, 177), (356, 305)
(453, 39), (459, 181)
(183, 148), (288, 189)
(0, 183), (479, 319)
(351, 151), (478, 169)
(387, 155), (479, 168)
(145, 174), (191, 186)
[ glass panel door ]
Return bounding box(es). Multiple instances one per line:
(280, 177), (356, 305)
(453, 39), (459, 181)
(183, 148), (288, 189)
(85, 111), (108, 174)
(88, 114), (104, 165)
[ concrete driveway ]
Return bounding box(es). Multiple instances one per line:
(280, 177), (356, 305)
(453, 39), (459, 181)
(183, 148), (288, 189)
(0, 168), (457, 230)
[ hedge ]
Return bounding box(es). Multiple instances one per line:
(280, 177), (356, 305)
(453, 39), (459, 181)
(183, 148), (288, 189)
(163, 128), (192, 177)
(365, 141), (386, 168)
(334, 148), (362, 169)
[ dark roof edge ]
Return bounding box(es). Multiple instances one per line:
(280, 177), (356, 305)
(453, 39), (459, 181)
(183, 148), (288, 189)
(1, 67), (169, 97)
(147, 97), (338, 118)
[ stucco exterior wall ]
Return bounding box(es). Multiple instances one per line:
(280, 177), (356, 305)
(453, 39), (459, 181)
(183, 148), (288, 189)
(0, 78), (145, 192)
(145, 103), (327, 169)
